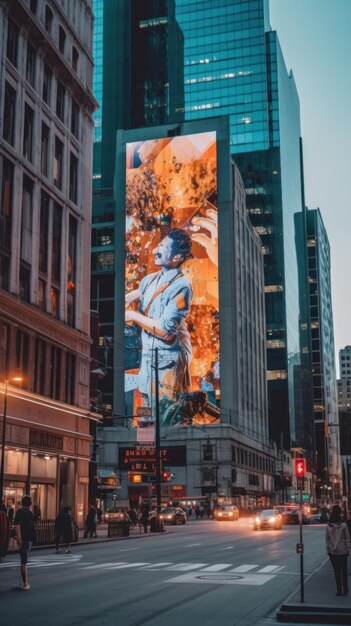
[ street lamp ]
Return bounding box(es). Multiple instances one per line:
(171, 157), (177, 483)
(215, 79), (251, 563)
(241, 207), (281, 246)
(0, 372), (23, 502)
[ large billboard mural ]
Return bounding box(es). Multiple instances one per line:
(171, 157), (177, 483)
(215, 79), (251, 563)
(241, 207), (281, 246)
(125, 131), (220, 427)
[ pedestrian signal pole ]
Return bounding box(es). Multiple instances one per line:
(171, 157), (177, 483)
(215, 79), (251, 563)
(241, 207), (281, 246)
(295, 457), (306, 602)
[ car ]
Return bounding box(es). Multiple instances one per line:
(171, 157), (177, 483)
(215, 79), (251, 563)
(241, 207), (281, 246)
(103, 509), (128, 523)
(159, 507), (187, 525)
(213, 505), (239, 521)
(274, 505), (300, 524)
(253, 509), (282, 530)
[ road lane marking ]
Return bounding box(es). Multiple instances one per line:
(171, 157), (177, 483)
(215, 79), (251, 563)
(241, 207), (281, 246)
(229, 565), (257, 572)
(166, 563), (208, 571)
(82, 562), (128, 570)
(165, 572), (276, 586)
(219, 546), (235, 550)
(185, 543), (202, 547)
(107, 562), (150, 570)
(142, 563), (173, 569)
(199, 564), (232, 571)
(258, 565), (283, 573)
(120, 548), (140, 552)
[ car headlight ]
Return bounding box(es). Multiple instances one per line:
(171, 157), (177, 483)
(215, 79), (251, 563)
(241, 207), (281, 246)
(255, 517), (261, 524)
(269, 517), (275, 524)
(228, 512), (233, 516)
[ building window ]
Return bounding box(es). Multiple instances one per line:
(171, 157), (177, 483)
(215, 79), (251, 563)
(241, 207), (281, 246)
(0, 256), (10, 291)
(23, 104), (34, 162)
(40, 123), (50, 177)
(45, 5), (53, 33)
(38, 278), (46, 311)
(26, 43), (36, 87)
(0, 157), (13, 250)
(42, 64), (52, 105)
(72, 46), (79, 72)
(6, 18), (19, 67)
(39, 191), (50, 274)
(3, 82), (16, 146)
(54, 137), (63, 189)
(67, 215), (77, 327)
(69, 153), (78, 203)
(50, 346), (61, 400)
(34, 338), (46, 395)
(203, 444), (213, 461)
(52, 203), (62, 283)
(65, 352), (76, 404)
(16, 330), (30, 386)
(56, 82), (65, 122)
(20, 177), (33, 302)
(50, 286), (59, 318)
(71, 100), (79, 138)
(30, 0), (38, 14)
(59, 26), (66, 54)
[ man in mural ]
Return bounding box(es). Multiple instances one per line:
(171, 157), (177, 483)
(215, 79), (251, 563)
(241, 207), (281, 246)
(125, 228), (193, 424)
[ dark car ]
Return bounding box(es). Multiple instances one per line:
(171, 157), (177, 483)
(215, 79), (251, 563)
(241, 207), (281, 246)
(254, 509), (282, 530)
(213, 505), (239, 521)
(160, 507), (187, 525)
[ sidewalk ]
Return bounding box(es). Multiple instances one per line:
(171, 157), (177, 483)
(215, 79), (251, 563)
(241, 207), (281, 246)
(6, 522), (160, 554)
(277, 558), (351, 624)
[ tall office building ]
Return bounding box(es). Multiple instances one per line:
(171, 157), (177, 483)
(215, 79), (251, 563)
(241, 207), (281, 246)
(0, 0), (97, 524)
(92, 0), (305, 456)
(295, 208), (341, 499)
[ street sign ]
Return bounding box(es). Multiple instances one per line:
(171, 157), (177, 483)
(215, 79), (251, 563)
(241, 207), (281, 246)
(296, 543), (304, 554)
(136, 407), (152, 417)
(297, 477), (305, 490)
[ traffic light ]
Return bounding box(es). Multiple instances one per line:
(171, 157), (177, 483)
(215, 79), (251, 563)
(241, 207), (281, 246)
(162, 470), (171, 482)
(294, 458), (306, 478)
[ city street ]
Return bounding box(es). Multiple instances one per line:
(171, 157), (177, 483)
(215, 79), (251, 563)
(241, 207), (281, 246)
(0, 519), (326, 626)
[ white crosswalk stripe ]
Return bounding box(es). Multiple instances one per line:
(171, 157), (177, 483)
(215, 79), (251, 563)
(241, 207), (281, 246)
(0, 557), (286, 586)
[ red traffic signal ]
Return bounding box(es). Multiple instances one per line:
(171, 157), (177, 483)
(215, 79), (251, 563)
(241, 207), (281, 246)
(162, 471), (171, 482)
(294, 458), (306, 478)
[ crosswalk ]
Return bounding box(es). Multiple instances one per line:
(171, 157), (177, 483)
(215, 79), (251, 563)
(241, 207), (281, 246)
(0, 556), (286, 585)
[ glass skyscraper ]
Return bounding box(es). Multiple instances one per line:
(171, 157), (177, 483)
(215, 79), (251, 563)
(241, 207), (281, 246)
(92, 0), (305, 450)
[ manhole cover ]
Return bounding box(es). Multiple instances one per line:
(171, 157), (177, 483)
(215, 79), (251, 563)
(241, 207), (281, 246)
(195, 574), (244, 581)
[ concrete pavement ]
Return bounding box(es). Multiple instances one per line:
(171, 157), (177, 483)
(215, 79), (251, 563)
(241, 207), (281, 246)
(277, 556), (351, 623)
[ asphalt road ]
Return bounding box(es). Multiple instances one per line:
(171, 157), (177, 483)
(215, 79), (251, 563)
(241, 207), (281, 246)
(0, 519), (326, 626)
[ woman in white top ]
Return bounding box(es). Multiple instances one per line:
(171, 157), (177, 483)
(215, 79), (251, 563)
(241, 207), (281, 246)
(326, 504), (351, 596)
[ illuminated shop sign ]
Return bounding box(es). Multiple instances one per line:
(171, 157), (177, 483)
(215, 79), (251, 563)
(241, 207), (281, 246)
(118, 446), (186, 471)
(125, 131), (220, 427)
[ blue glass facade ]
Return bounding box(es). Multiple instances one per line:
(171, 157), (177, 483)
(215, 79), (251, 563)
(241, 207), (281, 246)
(175, 0), (271, 152)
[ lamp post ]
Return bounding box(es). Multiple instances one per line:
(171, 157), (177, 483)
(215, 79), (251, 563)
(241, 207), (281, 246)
(0, 373), (23, 502)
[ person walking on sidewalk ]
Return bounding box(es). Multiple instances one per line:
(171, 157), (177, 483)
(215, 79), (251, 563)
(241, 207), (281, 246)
(55, 506), (74, 553)
(326, 504), (351, 596)
(0, 506), (10, 562)
(13, 495), (36, 591)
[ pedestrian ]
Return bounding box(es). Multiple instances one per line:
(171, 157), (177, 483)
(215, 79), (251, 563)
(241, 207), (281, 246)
(128, 508), (137, 528)
(55, 506), (74, 553)
(0, 507), (11, 562)
(326, 504), (351, 596)
(141, 505), (149, 533)
(6, 499), (15, 525)
(195, 504), (200, 520)
(85, 505), (98, 538)
(13, 495), (36, 591)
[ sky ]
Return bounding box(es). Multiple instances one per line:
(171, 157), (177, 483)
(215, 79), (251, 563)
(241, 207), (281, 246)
(269, 0), (351, 373)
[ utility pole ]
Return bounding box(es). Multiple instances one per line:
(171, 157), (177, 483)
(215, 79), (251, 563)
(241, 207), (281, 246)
(154, 347), (163, 531)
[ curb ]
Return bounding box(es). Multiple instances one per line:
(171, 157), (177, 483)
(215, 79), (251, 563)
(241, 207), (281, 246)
(6, 528), (167, 554)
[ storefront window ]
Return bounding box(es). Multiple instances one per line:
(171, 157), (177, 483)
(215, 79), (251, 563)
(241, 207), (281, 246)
(4, 448), (28, 475)
(31, 452), (57, 479)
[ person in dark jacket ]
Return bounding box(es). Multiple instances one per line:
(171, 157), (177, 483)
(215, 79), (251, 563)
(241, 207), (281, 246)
(13, 495), (36, 590)
(326, 504), (351, 596)
(55, 506), (74, 554)
(0, 508), (11, 562)
(85, 505), (98, 538)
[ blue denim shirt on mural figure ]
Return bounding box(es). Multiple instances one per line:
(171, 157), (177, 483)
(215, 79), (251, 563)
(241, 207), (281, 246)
(137, 267), (193, 403)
